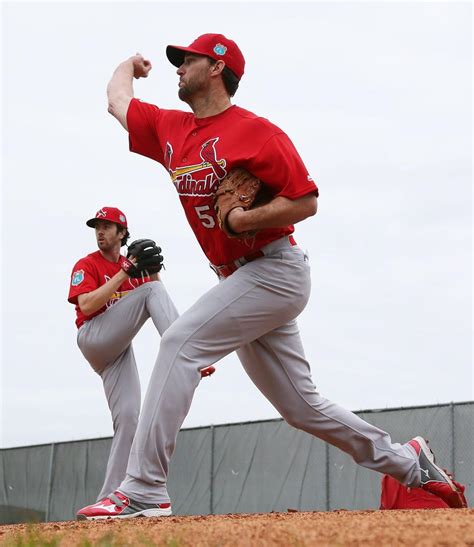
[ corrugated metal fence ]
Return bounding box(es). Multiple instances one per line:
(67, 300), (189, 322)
(0, 402), (472, 523)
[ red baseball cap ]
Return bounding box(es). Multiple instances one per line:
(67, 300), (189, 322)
(86, 207), (128, 228)
(166, 33), (245, 80)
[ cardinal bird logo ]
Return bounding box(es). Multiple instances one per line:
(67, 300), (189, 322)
(166, 137), (227, 196)
(199, 138), (227, 180)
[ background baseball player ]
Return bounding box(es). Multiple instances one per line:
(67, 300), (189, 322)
(69, 206), (212, 502)
(77, 34), (466, 519)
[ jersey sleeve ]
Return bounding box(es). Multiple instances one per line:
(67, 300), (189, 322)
(248, 132), (319, 199)
(127, 98), (165, 164)
(68, 258), (99, 305)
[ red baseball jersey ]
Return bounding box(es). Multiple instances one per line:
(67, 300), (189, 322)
(127, 99), (318, 265)
(68, 250), (149, 328)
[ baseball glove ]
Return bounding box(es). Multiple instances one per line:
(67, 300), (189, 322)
(119, 239), (164, 278)
(213, 167), (262, 238)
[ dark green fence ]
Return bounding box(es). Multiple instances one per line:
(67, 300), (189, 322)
(1, 402), (472, 523)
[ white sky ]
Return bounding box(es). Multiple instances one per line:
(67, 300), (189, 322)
(1, 1), (472, 448)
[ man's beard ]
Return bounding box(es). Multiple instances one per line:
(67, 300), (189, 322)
(178, 77), (205, 103)
(178, 86), (190, 102)
(98, 239), (113, 252)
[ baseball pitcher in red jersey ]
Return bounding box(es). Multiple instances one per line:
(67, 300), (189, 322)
(69, 207), (212, 504)
(77, 34), (466, 519)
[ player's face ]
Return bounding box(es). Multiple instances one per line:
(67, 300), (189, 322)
(177, 54), (212, 102)
(95, 220), (123, 252)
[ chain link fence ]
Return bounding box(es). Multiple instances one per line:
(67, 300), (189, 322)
(0, 402), (472, 523)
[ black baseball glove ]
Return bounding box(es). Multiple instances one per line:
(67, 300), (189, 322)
(119, 239), (164, 278)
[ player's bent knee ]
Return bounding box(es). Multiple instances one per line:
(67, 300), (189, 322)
(159, 321), (186, 351)
(282, 409), (307, 431)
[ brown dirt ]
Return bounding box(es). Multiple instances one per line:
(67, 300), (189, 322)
(1, 509), (473, 546)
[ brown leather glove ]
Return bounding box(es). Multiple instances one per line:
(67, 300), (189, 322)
(213, 168), (261, 238)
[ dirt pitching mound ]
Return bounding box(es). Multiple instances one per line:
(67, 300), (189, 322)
(1, 508), (473, 546)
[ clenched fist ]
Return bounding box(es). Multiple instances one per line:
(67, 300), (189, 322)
(131, 53), (152, 79)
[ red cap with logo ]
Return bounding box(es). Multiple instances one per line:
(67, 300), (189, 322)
(166, 33), (245, 80)
(86, 207), (128, 228)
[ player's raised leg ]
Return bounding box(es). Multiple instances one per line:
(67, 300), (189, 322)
(76, 280), (179, 504)
(77, 281), (178, 372)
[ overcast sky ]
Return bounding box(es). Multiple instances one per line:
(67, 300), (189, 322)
(1, 1), (472, 448)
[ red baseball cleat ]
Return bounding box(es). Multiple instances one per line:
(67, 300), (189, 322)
(76, 491), (172, 520)
(408, 436), (467, 509)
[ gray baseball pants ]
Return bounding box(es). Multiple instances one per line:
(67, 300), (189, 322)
(77, 280), (179, 500)
(118, 236), (420, 504)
